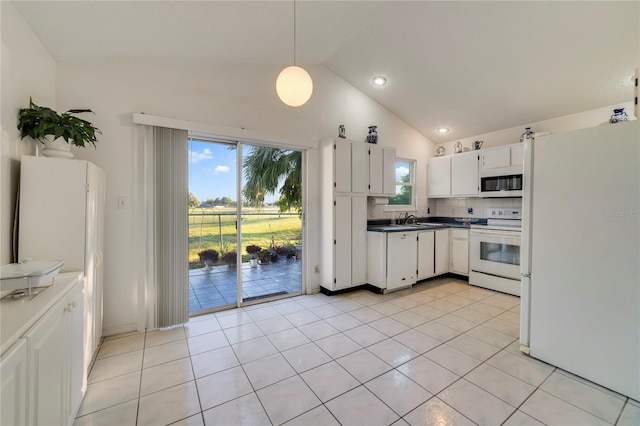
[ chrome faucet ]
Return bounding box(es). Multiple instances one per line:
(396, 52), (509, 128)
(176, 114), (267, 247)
(404, 214), (417, 224)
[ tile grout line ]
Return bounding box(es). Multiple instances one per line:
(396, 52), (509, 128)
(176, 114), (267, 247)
(76, 279), (629, 426)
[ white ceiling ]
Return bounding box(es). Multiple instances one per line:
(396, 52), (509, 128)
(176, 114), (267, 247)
(12, 1), (639, 143)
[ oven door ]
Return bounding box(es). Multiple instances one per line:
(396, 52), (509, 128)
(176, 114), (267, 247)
(470, 229), (521, 280)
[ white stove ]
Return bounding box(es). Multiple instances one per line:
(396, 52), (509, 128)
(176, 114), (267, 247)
(469, 209), (522, 296)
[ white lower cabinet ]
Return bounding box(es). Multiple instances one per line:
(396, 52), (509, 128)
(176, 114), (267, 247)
(331, 195), (367, 290)
(417, 231), (435, 280)
(450, 228), (470, 276)
(367, 231), (417, 291)
(435, 229), (450, 275)
(25, 279), (85, 426)
(1, 338), (28, 426)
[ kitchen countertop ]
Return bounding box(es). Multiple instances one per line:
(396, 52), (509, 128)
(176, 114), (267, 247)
(367, 217), (487, 232)
(1, 271), (84, 354)
(367, 224), (447, 232)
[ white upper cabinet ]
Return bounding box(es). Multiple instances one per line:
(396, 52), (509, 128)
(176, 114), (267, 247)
(510, 143), (524, 166)
(351, 142), (368, 194)
(428, 155), (451, 197)
(481, 146), (511, 170)
(481, 143), (524, 173)
(429, 151), (478, 197)
(451, 152), (479, 196)
(368, 144), (396, 196)
(333, 140), (367, 194)
(334, 142), (352, 192)
(383, 147), (396, 195)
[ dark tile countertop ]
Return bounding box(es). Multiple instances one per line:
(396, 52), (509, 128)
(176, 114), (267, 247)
(367, 216), (487, 232)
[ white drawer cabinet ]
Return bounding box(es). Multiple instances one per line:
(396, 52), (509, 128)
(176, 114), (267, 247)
(1, 338), (28, 426)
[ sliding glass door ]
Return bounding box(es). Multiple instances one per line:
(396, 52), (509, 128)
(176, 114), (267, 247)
(187, 138), (303, 315)
(239, 143), (303, 305)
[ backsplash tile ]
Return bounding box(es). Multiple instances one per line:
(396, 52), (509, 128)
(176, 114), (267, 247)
(367, 196), (521, 220)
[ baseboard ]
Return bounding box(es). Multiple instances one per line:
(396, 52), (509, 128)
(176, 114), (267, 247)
(102, 322), (139, 337)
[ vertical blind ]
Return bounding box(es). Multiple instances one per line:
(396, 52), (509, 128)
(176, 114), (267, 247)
(154, 127), (189, 327)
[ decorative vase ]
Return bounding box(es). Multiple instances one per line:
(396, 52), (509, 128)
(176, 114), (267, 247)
(366, 126), (378, 144)
(436, 146), (445, 156)
(609, 108), (628, 124)
(338, 125), (346, 138)
(454, 142), (462, 153)
(474, 141), (483, 150)
(40, 136), (73, 158)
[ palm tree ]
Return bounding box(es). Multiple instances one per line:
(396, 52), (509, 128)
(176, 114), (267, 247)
(242, 147), (301, 213)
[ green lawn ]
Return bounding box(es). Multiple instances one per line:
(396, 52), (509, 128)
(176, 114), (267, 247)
(188, 207), (301, 266)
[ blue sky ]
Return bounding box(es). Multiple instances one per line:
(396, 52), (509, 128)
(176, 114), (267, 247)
(188, 140), (278, 204)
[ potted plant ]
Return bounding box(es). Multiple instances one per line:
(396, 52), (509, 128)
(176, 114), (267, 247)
(245, 245), (261, 268)
(17, 97), (101, 158)
(198, 249), (219, 271)
(222, 251), (237, 267)
(274, 245), (289, 262)
(258, 250), (271, 265)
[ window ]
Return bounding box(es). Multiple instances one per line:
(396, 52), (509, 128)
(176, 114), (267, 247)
(386, 158), (416, 210)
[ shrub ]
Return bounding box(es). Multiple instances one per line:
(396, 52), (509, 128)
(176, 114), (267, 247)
(198, 249), (219, 262)
(245, 245), (261, 254)
(258, 250), (271, 262)
(222, 251), (237, 264)
(273, 246), (289, 256)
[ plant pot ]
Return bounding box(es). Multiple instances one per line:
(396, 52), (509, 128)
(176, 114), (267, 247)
(249, 258), (258, 268)
(40, 136), (73, 159)
(202, 259), (214, 271)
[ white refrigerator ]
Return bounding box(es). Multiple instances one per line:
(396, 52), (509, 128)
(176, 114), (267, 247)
(520, 120), (639, 400)
(18, 155), (105, 382)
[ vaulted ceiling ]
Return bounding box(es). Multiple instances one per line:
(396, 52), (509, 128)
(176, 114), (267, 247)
(13, 1), (639, 143)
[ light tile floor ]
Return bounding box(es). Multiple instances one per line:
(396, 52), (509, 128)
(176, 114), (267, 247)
(76, 277), (640, 425)
(189, 260), (302, 313)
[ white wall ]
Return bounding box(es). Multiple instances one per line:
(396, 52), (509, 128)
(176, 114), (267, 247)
(55, 61), (431, 335)
(0, 1), (56, 265)
(436, 101), (636, 154)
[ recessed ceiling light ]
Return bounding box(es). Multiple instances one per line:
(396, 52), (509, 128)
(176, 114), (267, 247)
(437, 127), (450, 134)
(372, 76), (387, 86)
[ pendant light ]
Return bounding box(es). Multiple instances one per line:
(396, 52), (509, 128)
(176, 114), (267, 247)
(276, 0), (313, 107)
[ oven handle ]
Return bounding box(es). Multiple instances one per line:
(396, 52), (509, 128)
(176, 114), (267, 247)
(470, 230), (521, 238)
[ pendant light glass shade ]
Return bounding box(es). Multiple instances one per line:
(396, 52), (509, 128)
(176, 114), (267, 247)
(276, 65), (313, 107)
(276, 0), (312, 107)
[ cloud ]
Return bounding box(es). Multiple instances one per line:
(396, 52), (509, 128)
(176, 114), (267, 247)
(189, 148), (214, 163)
(395, 166), (410, 179)
(212, 165), (230, 175)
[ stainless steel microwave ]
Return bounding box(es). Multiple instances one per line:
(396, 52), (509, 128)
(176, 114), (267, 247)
(479, 172), (523, 197)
